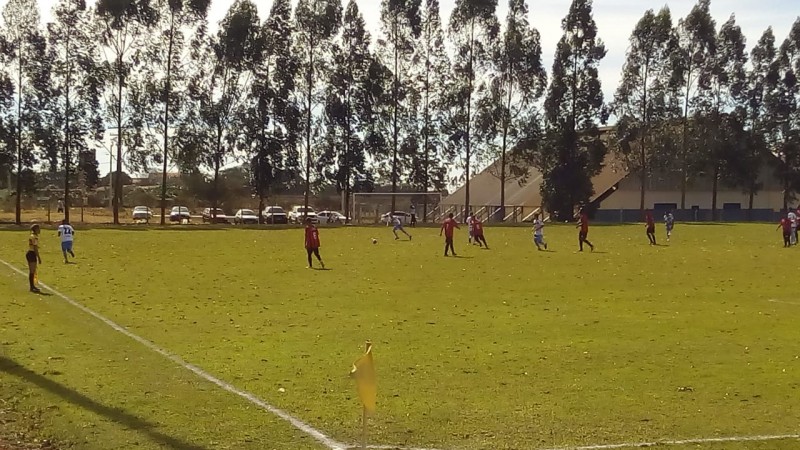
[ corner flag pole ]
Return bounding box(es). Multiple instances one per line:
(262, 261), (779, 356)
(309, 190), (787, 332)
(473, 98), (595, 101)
(361, 340), (371, 450)
(361, 401), (368, 450)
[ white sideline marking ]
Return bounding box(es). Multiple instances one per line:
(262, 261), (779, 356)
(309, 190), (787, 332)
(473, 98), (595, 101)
(769, 298), (800, 306)
(359, 432), (800, 450)
(539, 433), (800, 450)
(0, 258), (347, 450)
(362, 446), (444, 450)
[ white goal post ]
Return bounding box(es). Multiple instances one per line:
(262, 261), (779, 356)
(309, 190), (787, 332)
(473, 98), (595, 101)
(351, 192), (443, 225)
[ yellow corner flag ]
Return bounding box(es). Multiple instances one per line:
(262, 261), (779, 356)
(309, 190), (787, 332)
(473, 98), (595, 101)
(350, 341), (377, 414)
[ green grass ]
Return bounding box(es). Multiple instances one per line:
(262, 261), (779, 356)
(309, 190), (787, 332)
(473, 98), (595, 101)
(0, 223), (798, 450)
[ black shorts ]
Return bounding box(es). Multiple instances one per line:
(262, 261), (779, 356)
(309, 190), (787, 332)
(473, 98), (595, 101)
(579, 231), (588, 240)
(25, 251), (36, 263)
(647, 225), (655, 233)
(445, 237), (453, 245)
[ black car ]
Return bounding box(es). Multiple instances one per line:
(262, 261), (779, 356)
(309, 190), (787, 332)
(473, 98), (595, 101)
(169, 206), (191, 223)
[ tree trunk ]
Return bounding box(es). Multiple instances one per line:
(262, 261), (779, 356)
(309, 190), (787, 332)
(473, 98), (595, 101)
(783, 174), (790, 211)
(161, 12), (175, 225)
(114, 56), (124, 225)
(344, 174), (351, 224)
(15, 38), (23, 225)
(303, 31), (314, 219)
(680, 60), (693, 210)
(213, 125), (223, 216)
(390, 16), (400, 214)
(500, 59), (513, 223)
(422, 24), (431, 224)
(63, 81), (71, 223)
(422, 102), (429, 223)
(63, 28), (73, 223)
(639, 150), (646, 212)
(344, 51), (352, 223)
(464, 19), (475, 220)
(639, 131), (647, 213)
(639, 64), (649, 214)
(569, 31), (579, 214)
(711, 164), (719, 221)
(258, 194), (265, 224)
(747, 184), (754, 221)
(257, 138), (265, 224)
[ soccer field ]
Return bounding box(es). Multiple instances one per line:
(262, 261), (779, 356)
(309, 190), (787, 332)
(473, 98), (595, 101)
(0, 224), (798, 450)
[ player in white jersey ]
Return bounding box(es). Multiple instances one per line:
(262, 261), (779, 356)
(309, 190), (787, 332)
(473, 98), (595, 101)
(789, 209), (798, 245)
(392, 216), (411, 240)
(57, 220), (76, 264)
(664, 211), (675, 242)
(532, 213), (547, 250)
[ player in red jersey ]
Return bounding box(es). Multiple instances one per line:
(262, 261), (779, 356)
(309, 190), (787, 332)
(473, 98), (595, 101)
(645, 210), (656, 245)
(304, 218), (325, 268)
(472, 216), (488, 249)
(440, 213), (460, 256)
(778, 217), (792, 248)
(576, 208), (595, 252)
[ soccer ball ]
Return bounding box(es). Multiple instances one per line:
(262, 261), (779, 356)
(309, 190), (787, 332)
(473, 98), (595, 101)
(372, 238), (377, 244)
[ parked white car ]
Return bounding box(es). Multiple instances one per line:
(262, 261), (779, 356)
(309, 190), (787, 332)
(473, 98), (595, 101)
(132, 206), (153, 222)
(317, 210), (346, 223)
(234, 209), (259, 224)
(381, 211), (412, 225)
(288, 205), (319, 224)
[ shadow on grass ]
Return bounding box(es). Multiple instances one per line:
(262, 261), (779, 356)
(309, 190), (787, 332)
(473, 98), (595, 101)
(33, 291), (53, 297)
(0, 356), (209, 450)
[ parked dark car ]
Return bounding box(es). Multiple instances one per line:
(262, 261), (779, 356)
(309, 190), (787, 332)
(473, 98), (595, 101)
(169, 206), (191, 223)
(202, 207), (229, 224)
(263, 206), (288, 224)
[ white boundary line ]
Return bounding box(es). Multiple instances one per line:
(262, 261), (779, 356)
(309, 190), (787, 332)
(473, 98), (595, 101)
(769, 298), (800, 306)
(539, 433), (800, 450)
(360, 432), (800, 450)
(3, 259), (799, 450)
(0, 258), (348, 450)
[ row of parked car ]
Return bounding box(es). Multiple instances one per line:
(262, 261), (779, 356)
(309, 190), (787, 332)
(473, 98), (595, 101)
(131, 205), (348, 224)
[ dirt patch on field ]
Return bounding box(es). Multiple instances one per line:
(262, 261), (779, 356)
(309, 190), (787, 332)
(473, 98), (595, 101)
(0, 402), (60, 450)
(0, 437), (56, 449)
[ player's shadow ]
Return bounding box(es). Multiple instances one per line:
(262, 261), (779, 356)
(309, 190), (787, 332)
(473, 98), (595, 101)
(0, 356), (209, 450)
(33, 290), (53, 296)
